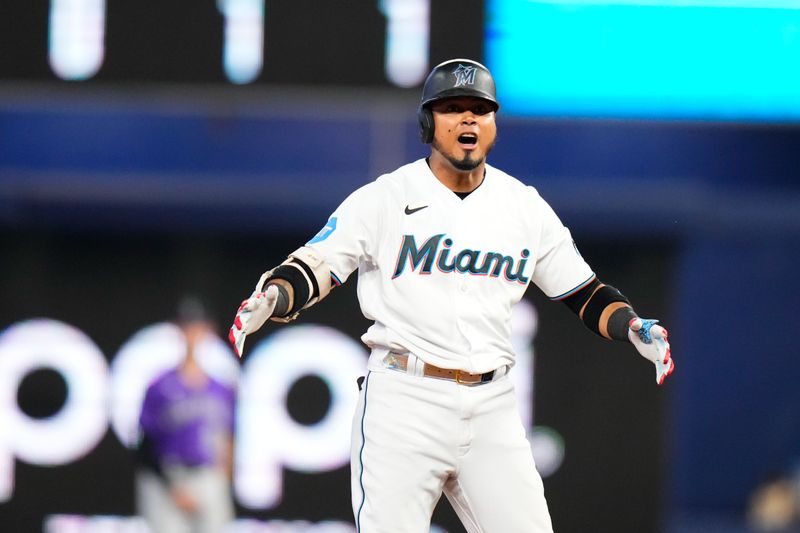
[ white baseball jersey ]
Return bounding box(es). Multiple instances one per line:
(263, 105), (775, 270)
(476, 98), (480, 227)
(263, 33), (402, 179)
(307, 158), (594, 373)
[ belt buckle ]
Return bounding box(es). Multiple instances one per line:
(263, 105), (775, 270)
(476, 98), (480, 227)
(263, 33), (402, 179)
(455, 370), (476, 385)
(383, 353), (405, 372)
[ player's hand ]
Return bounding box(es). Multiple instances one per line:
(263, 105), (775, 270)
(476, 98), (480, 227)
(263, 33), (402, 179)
(170, 485), (199, 514)
(628, 318), (674, 385)
(228, 283), (279, 358)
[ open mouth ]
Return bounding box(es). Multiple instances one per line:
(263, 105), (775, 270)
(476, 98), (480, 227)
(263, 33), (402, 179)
(457, 133), (478, 149)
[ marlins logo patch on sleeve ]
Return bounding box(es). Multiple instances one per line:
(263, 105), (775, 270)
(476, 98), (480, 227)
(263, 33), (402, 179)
(307, 217), (338, 245)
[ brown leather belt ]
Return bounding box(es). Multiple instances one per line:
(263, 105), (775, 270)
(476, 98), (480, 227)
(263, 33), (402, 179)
(383, 352), (497, 386)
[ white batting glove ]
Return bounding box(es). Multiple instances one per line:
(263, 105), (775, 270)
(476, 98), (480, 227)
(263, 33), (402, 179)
(628, 318), (675, 385)
(228, 283), (278, 358)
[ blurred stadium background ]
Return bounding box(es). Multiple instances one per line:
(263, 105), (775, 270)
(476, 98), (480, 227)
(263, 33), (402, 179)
(1, 1), (799, 532)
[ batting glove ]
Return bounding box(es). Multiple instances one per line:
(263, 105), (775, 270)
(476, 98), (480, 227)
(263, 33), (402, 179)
(628, 317), (675, 385)
(228, 281), (278, 358)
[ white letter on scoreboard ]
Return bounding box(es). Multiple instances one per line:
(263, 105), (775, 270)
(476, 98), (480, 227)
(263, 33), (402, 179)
(380, 0), (430, 87)
(217, 0), (265, 84)
(49, 0), (106, 80)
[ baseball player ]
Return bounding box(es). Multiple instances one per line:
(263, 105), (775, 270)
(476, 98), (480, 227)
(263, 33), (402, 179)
(137, 301), (236, 533)
(229, 59), (674, 532)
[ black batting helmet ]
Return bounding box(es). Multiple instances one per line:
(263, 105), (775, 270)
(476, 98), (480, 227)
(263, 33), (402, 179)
(417, 59), (499, 144)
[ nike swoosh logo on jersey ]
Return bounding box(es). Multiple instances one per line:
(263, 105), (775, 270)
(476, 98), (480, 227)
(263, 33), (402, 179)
(404, 205), (428, 215)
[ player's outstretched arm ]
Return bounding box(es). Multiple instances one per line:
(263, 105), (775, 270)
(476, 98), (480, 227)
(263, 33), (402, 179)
(228, 246), (332, 358)
(560, 278), (675, 385)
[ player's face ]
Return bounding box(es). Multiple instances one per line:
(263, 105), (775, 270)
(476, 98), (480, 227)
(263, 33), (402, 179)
(430, 97), (497, 172)
(181, 320), (214, 350)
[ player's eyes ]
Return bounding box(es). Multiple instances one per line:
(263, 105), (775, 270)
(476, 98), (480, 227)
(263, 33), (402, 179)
(435, 102), (491, 114)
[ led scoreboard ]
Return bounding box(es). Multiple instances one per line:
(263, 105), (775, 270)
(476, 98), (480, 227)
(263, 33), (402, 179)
(0, 0), (483, 87)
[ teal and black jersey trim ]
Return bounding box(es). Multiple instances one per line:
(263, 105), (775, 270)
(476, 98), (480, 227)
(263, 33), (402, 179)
(549, 273), (597, 301)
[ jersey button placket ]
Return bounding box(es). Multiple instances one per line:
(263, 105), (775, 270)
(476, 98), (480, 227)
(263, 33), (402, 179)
(451, 210), (472, 353)
(455, 283), (469, 341)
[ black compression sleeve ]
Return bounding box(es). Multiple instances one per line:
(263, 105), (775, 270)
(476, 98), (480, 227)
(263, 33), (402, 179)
(561, 281), (634, 340)
(562, 278), (602, 315)
(582, 285), (629, 335)
(266, 264), (311, 316)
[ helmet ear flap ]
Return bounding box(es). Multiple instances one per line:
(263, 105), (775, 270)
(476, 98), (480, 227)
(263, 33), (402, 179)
(418, 106), (434, 144)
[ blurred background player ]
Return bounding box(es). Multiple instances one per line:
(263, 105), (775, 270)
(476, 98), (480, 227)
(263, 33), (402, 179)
(135, 298), (236, 533)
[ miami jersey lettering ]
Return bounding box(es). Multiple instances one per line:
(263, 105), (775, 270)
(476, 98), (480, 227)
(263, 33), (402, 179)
(392, 233), (530, 284)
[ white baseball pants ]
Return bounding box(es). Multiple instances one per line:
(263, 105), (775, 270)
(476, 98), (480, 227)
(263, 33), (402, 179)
(350, 364), (554, 533)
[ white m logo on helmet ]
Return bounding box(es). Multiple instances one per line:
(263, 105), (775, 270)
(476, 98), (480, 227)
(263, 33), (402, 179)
(452, 64), (477, 87)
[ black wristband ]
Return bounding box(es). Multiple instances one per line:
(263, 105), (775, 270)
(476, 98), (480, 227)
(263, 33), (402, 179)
(607, 306), (637, 342)
(271, 283), (291, 318)
(268, 264), (311, 314)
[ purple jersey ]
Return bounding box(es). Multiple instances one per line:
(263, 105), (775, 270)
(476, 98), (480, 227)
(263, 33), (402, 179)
(139, 368), (236, 467)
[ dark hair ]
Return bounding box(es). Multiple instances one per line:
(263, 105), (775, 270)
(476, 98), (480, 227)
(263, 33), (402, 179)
(176, 295), (214, 325)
